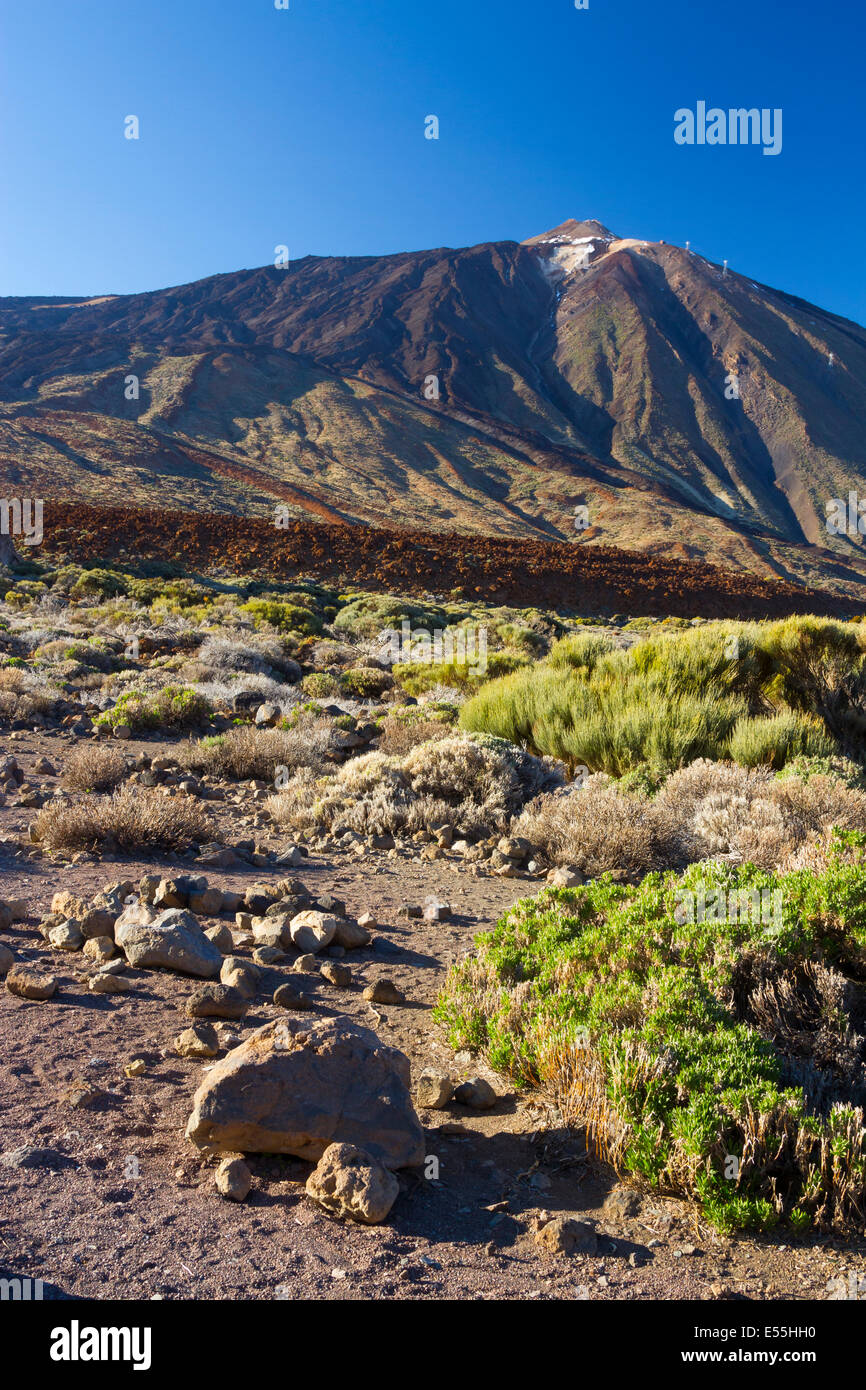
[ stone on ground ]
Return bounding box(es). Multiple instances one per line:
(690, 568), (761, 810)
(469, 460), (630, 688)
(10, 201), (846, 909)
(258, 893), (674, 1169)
(186, 1015), (424, 1169)
(305, 1142), (399, 1225)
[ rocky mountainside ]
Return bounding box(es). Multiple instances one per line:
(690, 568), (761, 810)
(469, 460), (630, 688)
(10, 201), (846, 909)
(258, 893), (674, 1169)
(2, 218), (865, 597)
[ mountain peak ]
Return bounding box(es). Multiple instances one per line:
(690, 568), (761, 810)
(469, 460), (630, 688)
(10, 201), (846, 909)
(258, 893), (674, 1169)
(522, 219), (617, 281)
(522, 218), (616, 246)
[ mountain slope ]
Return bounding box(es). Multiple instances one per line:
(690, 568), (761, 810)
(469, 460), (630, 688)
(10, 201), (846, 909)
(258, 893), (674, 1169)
(2, 219), (865, 597)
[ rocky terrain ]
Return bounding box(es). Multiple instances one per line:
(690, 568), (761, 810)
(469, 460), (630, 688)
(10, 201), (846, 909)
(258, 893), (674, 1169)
(29, 500), (860, 621)
(1, 723), (864, 1303)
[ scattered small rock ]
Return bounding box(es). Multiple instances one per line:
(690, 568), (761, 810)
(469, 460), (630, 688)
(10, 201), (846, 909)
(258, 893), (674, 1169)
(454, 1076), (497, 1109)
(305, 1142), (399, 1225)
(416, 1068), (453, 1109)
(363, 979), (403, 1005)
(215, 1156), (252, 1202)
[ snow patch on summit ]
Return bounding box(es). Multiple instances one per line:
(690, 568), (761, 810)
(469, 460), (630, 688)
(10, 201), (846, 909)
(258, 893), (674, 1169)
(535, 234), (613, 283)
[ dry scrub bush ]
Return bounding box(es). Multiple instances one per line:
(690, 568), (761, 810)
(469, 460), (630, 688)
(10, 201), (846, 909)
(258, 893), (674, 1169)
(195, 634), (299, 678)
(0, 667), (60, 722)
(515, 774), (680, 878)
(178, 720), (333, 782)
(652, 760), (866, 870)
(376, 717), (450, 755)
(517, 760), (866, 877)
(266, 734), (555, 839)
(267, 754), (412, 837)
(33, 786), (215, 853)
(654, 758), (774, 828)
(732, 775), (866, 870)
(402, 736), (521, 828)
(61, 744), (128, 793)
(188, 673), (300, 709)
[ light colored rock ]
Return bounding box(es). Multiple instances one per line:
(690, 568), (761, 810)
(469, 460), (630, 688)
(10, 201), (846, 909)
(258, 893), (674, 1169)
(89, 972), (132, 994)
(535, 1216), (598, 1256)
(220, 956), (258, 997)
(292, 953), (319, 974)
(83, 935), (116, 963)
(139, 874), (160, 904)
(79, 907), (115, 940)
(204, 922), (234, 953)
(253, 945), (286, 965)
(0, 944), (14, 975)
(332, 917), (371, 950)
(50, 891), (88, 919)
(7, 967), (57, 1000)
(305, 1142), (399, 1225)
(250, 918), (285, 950)
(153, 878), (188, 910)
(175, 1022), (219, 1058)
(416, 1068), (453, 1109)
(190, 887), (224, 916)
(273, 980), (315, 1010)
(186, 984), (247, 1019)
(289, 910), (337, 955)
(115, 905), (222, 977)
(363, 979), (403, 1005)
(422, 899), (451, 922)
(186, 1016), (424, 1169)
(197, 846), (241, 869)
(548, 866), (583, 888)
(497, 835), (532, 859)
(320, 960), (351, 987)
(215, 1156), (252, 1201)
(48, 921), (84, 952)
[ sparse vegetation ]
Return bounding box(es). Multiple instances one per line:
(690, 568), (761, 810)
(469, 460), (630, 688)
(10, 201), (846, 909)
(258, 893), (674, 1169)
(461, 618), (866, 774)
(33, 786), (215, 853)
(60, 744), (128, 793)
(436, 833), (866, 1232)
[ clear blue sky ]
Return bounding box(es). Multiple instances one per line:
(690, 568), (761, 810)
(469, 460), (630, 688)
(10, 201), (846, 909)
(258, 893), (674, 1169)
(1, 0), (864, 322)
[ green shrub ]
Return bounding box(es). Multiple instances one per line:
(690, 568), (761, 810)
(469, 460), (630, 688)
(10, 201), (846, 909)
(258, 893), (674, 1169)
(96, 685), (212, 733)
(69, 568), (127, 600)
(460, 619), (866, 776)
(339, 667), (393, 698)
(301, 672), (339, 698)
(436, 837), (866, 1232)
(728, 712), (836, 769)
(395, 651), (528, 696)
(239, 599), (322, 636)
(332, 593), (445, 640)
